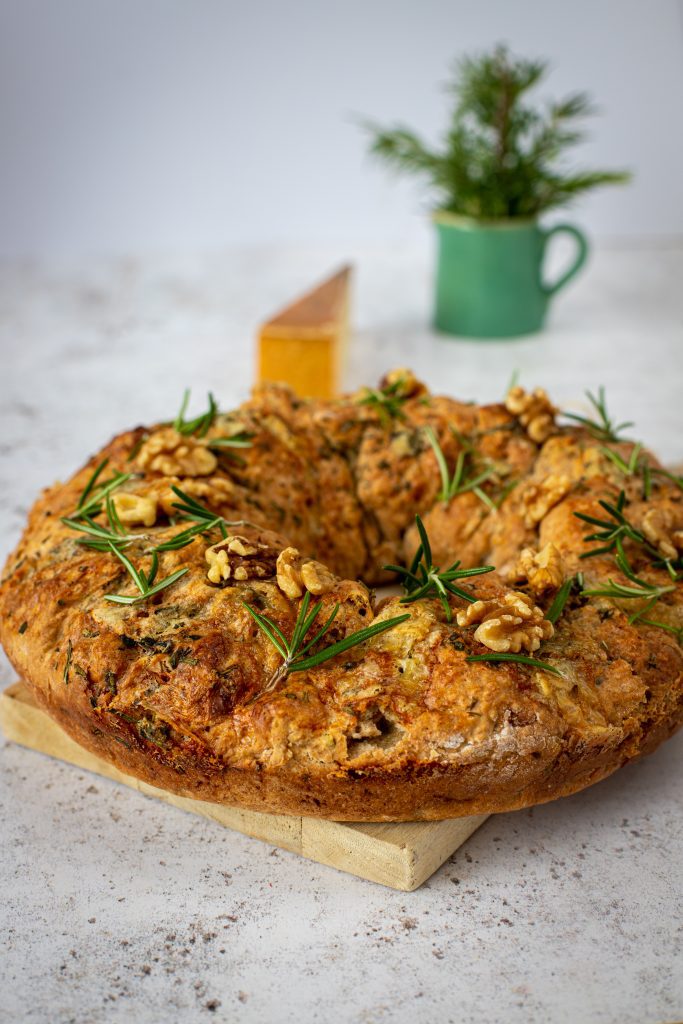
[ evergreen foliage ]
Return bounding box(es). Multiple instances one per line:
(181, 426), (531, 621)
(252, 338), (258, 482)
(361, 45), (630, 219)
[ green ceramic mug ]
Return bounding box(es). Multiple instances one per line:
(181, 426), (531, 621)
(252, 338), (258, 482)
(433, 213), (589, 338)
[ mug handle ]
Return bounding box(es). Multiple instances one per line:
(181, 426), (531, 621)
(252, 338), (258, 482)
(541, 223), (589, 296)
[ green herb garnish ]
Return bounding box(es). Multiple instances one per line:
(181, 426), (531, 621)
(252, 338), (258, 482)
(582, 578), (676, 603)
(151, 485), (256, 553)
(126, 433), (148, 462)
(600, 444), (652, 500)
(545, 576), (574, 624)
(174, 390), (218, 437)
(575, 491), (679, 577)
(62, 489), (144, 552)
(385, 515), (494, 622)
(563, 387), (633, 443)
(63, 639), (73, 684)
(466, 652), (563, 677)
(243, 591), (410, 693)
(104, 544), (188, 605)
(651, 467), (683, 492)
(205, 431), (253, 467)
(18, 621), (28, 634)
(356, 378), (409, 426)
(424, 426), (497, 507)
(75, 459), (132, 519)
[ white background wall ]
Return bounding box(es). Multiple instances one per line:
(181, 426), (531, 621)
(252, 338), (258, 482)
(1, 0), (682, 257)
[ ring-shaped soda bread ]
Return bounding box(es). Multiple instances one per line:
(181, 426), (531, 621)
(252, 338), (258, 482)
(0, 371), (681, 820)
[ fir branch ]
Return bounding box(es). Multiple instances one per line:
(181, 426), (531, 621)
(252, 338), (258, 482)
(360, 44), (630, 218)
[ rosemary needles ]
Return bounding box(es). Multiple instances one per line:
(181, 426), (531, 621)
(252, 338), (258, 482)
(104, 544), (188, 605)
(243, 591), (409, 691)
(575, 490), (680, 577)
(174, 390), (218, 437)
(424, 426), (497, 509)
(385, 515), (494, 622)
(562, 387), (633, 443)
(356, 378), (408, 425)
(74, 459), (131, 519)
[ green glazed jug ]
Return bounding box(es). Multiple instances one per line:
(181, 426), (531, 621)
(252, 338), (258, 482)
(433, 213), (588, 338)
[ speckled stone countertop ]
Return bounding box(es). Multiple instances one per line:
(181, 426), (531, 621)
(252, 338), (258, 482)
(1, 245), (682, 1024)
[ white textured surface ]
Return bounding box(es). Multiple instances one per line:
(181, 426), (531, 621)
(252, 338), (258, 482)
(1, 245), (682, 1023)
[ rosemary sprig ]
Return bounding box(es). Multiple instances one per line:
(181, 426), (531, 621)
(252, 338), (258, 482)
(652, 467), (683, 492)
(174, 390), (218, 437)
(169, 485), (235, 535)
(581, 536), (676, 604)
(385, 515), (494, 622)
(600, 443), (643, 477)
(156, 486), (257, 552)
(75, 459), (132, 519)
(466, 652), (563, 677)
(577, 527), (681, 645)
(62, 513), (139, 552)
(563, 387), (633, 443)
(153, 518), (223, 552)
(581, 577), (676, 603)
(207, 431), (253, 464)
(243, 591), (410, 692)
(356, 378), (408, 425)
(574, 491), (679, 577)
(627, 601), (683, 644)
(600, 443), (652, 500)
(545, 576), (574, 624)
(424, 426), (496, 507)
(104, 543), (188, 605)
(126, 433), (148, 462)
(64, 461), (136, 550)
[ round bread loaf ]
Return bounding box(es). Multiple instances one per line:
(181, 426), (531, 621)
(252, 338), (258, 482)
(0, 371), (681, 820)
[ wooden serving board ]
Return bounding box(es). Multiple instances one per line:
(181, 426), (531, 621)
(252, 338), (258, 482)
(0, 682), (488, 891)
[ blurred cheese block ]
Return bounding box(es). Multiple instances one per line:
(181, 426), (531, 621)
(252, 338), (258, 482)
(257, 265), (352, 399)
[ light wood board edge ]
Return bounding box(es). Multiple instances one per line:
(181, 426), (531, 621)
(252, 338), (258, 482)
(0, 682), (488, 891)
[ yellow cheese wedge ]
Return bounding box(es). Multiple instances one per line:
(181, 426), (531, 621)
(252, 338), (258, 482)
(257, 265), (352, 399)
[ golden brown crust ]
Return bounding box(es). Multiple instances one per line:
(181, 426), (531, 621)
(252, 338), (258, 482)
(0, 376), (681, 820)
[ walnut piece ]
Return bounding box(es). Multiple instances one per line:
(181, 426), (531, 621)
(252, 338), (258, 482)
(522, 474), (571, 527)
(505, 386), (557, 443)
(276, 547), (337, 599)
(136, 427), (217, 477)
(111, 492), (157, 527)
(206, 535), (276, 585)
(641, 507), (683, 562)
(379, 367), (426, 399)
(513, 543), (565, 596)
(457, 591), (554, 653)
